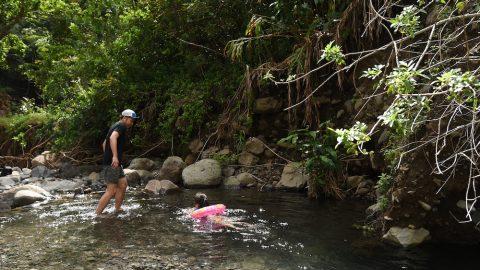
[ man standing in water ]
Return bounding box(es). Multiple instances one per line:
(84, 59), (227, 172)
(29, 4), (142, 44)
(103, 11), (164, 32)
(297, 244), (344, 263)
(95, 109), (139, 216)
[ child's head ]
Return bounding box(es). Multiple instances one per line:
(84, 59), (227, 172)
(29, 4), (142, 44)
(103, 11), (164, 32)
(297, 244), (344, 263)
(194, 192), (209, 209)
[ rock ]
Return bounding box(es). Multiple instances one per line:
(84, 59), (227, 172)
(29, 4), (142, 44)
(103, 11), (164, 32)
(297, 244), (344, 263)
(144, 180), (180, 195)
(276, 162), (309, 190)
(88, 172), (100, 182)
(12, 167), (21, 173)
(0, 176), (16, 188)
(126, 171), (141, 186)
(155, 156), (186, 184)
(182, 159), (222, 188)
(31, 165), (53, 178)
(383, 227), (430, 247)
(366, 203), (382, 215)
(223, 176), (241, 189)
(377, 129), (390, 146)
(8, 184), (51, 197)
(264, 148), (275, 158)
(31, 151), (57, 167)
(245, 137), (265, 155)
(237, 172), (256, 186)
(188, 139), (204, 153)
(58, 162), (81, 178)
(254, 97), (282, 113)
(347, 175), (365, 189)
(184, 154), (196, 165)
(336, 110), (345, 118)
(134, 170), (154, 183)
(238, 152), (259, 166)
(201, 146), (219, 159)
(12, 190), (47, 208)
(0, 201), (11, 212)
(344, 100), (353, 113)
(34, 179), (82, 193)
(418, 201), (432, 211)
(217, 148), (231, 156)
(456, 200), (476, 211)
(222, 167), (235, 177)
(127, 158), (156, 171)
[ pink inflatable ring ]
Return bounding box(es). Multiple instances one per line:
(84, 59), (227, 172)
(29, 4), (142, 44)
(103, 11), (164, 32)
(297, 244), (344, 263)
(191, 204), (226, 219)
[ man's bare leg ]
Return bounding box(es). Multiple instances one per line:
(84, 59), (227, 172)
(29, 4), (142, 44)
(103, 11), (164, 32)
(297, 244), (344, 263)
(95, 183), (117, 215)
(114, 177), (128, 212)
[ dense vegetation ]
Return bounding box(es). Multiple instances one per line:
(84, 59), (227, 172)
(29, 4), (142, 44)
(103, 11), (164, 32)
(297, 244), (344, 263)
(2, 0), (480, 228)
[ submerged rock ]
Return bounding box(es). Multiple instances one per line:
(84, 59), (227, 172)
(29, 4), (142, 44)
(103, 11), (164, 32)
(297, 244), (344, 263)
(127, 158), (156, 171)
(182, 159), (221, 188)
(276, 162), (309, 190)
(383, 227), (430, 247)
(12, 190), (46, 208)
(144, 180), (180, 195)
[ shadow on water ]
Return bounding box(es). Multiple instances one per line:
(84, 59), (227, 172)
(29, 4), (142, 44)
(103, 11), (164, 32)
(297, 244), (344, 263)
(0, 189), (479, 269)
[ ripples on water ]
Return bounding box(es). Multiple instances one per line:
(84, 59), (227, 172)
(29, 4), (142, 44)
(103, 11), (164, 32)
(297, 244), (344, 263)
(0, 189), (478, 269)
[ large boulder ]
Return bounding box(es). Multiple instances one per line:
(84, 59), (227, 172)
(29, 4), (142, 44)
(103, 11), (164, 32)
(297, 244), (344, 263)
(58, 162), (81, 178)
(127, 158), (156, 171)
(383, 227), (430, 247)
(276, 162), (309, 190)
(8, 184), (51, 197)
(254, 97), (282, 113)
(31, 165), (53, 178)
(144, 180), (180, 195)
(237, 172), (256, 186)
(155, 156), (186, 184)
(245, 137), (265, 155)
(238, 152), (259, 166)
(182, 159), (222, 188)
(12, 190), (47, 208)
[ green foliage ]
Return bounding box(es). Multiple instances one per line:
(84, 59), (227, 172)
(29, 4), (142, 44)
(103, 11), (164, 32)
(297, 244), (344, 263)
(436, 69), (480, 108)
(378, 96), (429, 135)
(332, 122), (371, 155)
(376, 173), (393, 194)
(279, 124), (340, 186)
(361, 64), (385, 80)
(377, 195), (390, 211)
(0, 34), (27, 69)
(321, 41), (346, 65)
(390, 5), (420, 36)
(385, 61), (427, 94)
(212, 152), (238, 166)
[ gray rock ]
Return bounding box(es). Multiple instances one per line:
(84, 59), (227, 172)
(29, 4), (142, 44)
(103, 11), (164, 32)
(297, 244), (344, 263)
(58, 162), (81, 178)
(366, 202), (382, 215)
(13, 190), (46, 208)
(155, 156), (186, 184)
(223, 176), (241, 189)
(355, 187), (371, 196)
(88, 172), (100, 182)
(222, 167), (235, 177)
(276, 162), (309, 190)
(418, 201), (432, 211)
(238, 152), (259, 166)
(237, 172), (256, 186)
(0, 201), (11, 212)
(182, 159), (222, 188)
(254, 97), (282, 113)
(383, 227), (430, 247)
(126, 171), (141, 186)
(12, 167), (22, 173)
(8, 184), (51, 197)
(22, 168), (32, 175)
(144, 180), (180, 195)
(34, 179), (82, 192)
(31, 151), (57, 167)
(134, 170), (155, 183)
(0, 176), (16, 188)
(127, 158), (156, 171)
(201, 146), (220, 159)
(31, 165), (53, 178)
(245, 137), (265, 155)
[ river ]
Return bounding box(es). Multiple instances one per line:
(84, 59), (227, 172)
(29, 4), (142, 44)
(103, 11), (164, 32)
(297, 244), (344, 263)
(0, 189), (476, 269)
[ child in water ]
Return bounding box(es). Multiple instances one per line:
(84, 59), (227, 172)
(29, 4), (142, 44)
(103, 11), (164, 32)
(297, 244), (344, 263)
(193, 193), (244, 229)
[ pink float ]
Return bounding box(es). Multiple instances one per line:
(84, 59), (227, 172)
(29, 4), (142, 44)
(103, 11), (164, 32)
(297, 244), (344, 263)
(191, 204), (226, 219)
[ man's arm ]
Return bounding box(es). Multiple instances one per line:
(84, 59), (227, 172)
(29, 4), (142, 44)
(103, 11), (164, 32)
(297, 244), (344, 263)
(110, 131), (120, 167)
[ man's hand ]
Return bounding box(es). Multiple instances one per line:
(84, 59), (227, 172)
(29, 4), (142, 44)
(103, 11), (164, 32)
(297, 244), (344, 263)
(111, 156), (120, 168)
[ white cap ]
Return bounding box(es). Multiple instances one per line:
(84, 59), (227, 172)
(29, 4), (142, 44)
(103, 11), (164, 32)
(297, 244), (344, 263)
(121, 109), (139, 119)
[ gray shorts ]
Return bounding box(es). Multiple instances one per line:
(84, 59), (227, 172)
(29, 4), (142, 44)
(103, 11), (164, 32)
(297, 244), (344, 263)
(101, 166), (125, 184)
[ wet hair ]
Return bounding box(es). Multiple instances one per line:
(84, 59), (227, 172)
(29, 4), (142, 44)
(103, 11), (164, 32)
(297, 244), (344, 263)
(194, 193), (209, 208)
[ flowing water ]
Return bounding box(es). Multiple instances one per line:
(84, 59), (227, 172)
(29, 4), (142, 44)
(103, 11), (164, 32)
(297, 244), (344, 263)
(0, 189), (476, 269)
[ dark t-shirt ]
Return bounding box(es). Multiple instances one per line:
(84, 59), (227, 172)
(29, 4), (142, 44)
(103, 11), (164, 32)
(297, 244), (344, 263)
(103, 121), (127, 165)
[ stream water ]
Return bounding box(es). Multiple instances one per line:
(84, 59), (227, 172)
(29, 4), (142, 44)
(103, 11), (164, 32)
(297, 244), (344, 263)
(0, 189), (476, 269)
